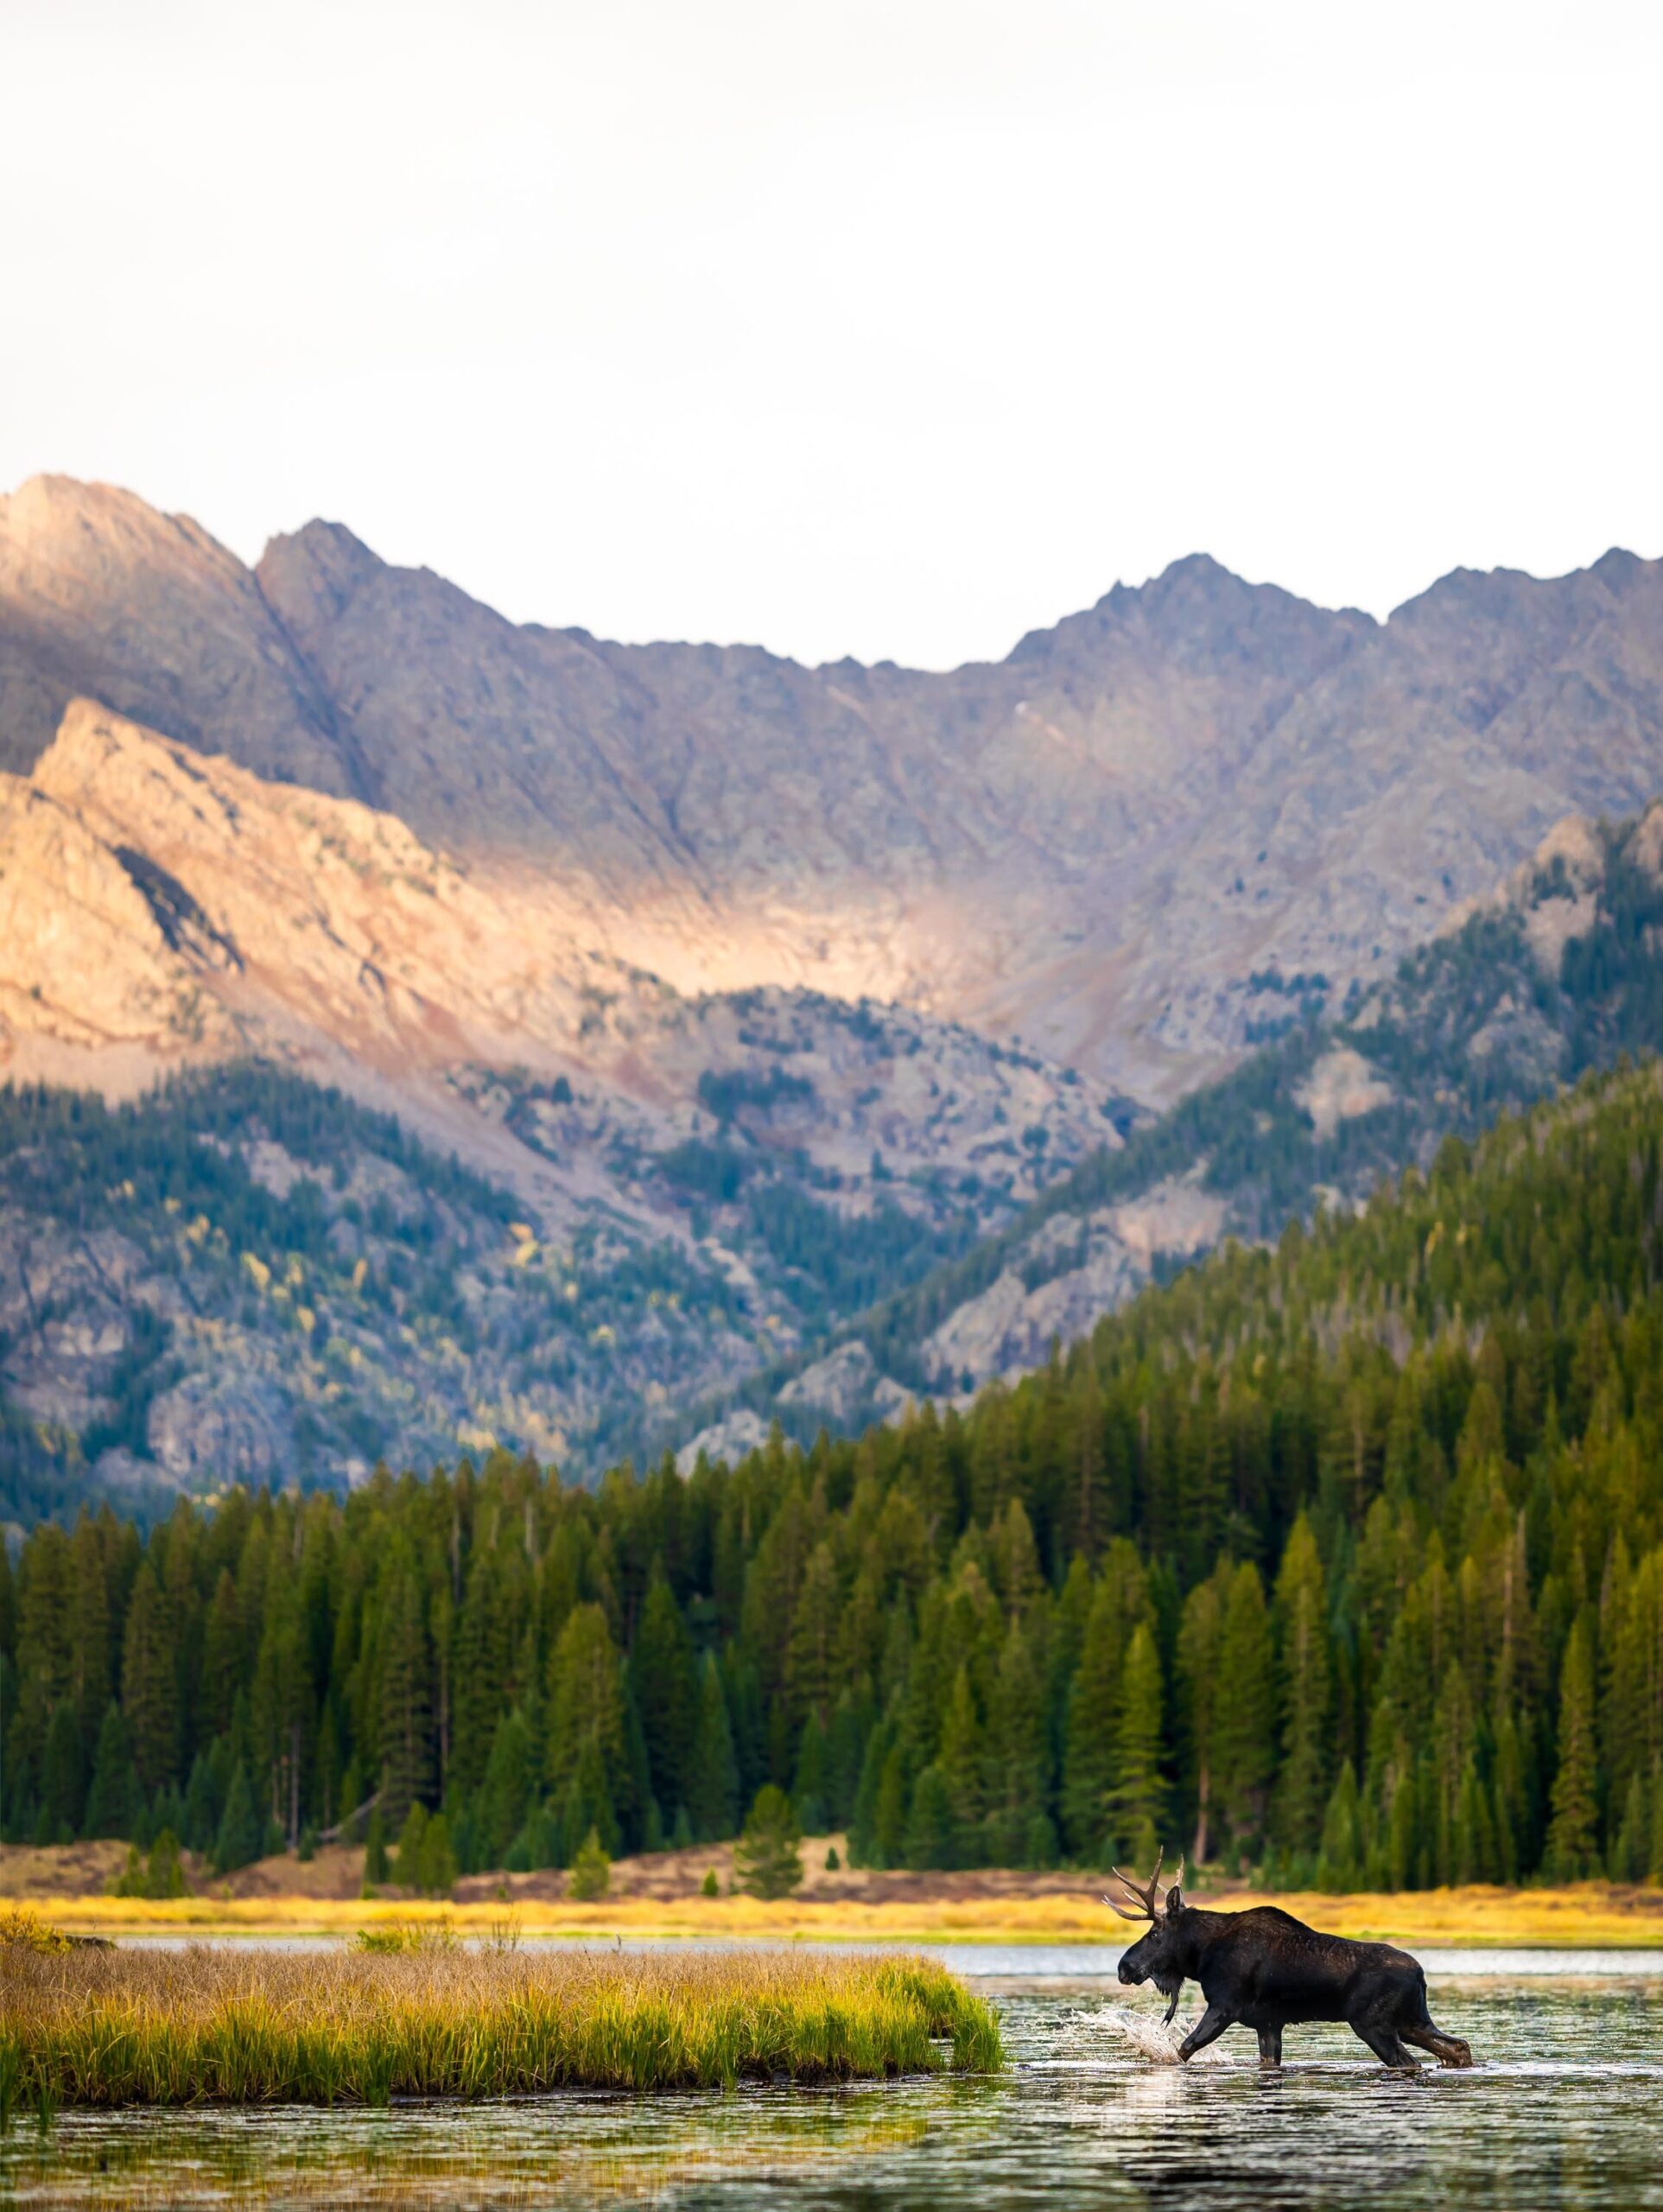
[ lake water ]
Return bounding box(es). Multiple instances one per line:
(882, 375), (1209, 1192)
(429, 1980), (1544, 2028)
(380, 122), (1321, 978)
(5, 1948), (1661, 2209)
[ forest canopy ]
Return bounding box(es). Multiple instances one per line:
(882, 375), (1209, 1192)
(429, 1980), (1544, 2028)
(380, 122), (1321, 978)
(6, 1060), (1663, 1891)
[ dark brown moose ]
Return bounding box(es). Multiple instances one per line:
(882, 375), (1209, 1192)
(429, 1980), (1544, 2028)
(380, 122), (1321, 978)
(1108, 1849), (1475, 2069)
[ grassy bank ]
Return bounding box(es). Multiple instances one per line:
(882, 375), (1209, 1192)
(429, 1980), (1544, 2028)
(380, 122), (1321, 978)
(11, 1881), (1662, 1949)
(0, 1945), (1001, 2107)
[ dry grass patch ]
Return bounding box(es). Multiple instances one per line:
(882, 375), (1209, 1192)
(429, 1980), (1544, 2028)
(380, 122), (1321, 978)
(17, 1879), (1663, 1948)
(0, 1944), (1001, 2107)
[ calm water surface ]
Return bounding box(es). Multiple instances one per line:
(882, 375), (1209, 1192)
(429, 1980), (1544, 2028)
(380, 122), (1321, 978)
(4, 1952), (1660, 2210)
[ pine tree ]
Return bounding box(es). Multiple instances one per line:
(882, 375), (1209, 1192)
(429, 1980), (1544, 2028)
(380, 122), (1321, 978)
(899, 1762), (954, 1869)
(1272, 1515), (1330, 1859)
(936, 1664), (984, 1864)
(83, 1703), (139, 1840)
(984, 1621), (1047, 1865)
(633, 1579), (697, 1821)
(213, 1764), (263, 1874)
(1061, 1553), (1146, 1859)
(1176, 1561), (1229, 1863)
(792, 1712), (831, 1832)
(1316, 1758), (1363, 1891)
(568, 1826), (611, 1901)
(40, 1700), (84, 1842)
(1101, 1621), (1165, 1868)
(548, 1604), (625, 1852)
(734, 1783), (803, 1898)
(121, 1561), (179, 1797)
(1608, 1769), (1648, 1884)
(1212, 1562), (1275, 1860)
(377, 1554), (433, 1828)
(686, 1651), (739, 1843)
(1546, 1618), (1600, 1878)
(363, 1803), (390, 1885)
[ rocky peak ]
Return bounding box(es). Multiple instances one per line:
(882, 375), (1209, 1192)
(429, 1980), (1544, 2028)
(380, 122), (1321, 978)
(257, 518), (386, 627)
(0, 475), (349, 792)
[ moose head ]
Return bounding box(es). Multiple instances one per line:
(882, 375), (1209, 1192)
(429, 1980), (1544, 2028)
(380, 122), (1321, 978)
(1106, 1847), (1189, 2022)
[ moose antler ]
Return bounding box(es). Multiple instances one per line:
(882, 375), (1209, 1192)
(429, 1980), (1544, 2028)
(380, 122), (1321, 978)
(1101, 1847), (1184, 1922)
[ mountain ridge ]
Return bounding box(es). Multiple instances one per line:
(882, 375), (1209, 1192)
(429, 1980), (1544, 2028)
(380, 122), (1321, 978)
(9, 474), (1662, 1098)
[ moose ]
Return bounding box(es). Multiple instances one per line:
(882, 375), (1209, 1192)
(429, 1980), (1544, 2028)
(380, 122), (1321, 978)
(1108, 1849), (1474, 2070)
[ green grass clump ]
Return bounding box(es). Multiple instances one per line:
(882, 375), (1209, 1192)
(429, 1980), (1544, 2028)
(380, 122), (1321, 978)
(0, 1945), (1001, 2107)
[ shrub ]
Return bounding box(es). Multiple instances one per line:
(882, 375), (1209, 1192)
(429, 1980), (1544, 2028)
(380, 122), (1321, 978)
(568, 1827), (611, 1903)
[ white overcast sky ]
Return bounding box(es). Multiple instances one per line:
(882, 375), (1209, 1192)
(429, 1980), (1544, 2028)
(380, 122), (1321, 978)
(3, 0), (1661, 667)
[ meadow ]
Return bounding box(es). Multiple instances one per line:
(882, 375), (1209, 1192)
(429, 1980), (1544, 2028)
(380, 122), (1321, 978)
(0, 1941), (1001, 2108)
(13, 1878), (1661, 1950)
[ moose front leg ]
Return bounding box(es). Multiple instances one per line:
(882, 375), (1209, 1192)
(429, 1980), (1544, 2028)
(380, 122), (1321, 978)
(1177, 2003), (1235, 2062)
(1256, 2025), (1282, 2068)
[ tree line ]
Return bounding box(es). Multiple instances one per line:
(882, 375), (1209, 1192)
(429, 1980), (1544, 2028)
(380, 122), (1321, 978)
(4, 1062), (1663, 1891)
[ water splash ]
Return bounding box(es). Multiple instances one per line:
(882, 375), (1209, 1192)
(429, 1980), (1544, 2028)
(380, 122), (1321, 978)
(1091, 2005), (1229, 2064)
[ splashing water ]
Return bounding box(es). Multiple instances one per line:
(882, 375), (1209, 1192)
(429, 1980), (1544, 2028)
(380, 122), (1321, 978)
(1091, 2003), (1230, 2063)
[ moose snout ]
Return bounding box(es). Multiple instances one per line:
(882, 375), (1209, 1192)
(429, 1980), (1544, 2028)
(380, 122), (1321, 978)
(1117, 1959), (1141, 1986)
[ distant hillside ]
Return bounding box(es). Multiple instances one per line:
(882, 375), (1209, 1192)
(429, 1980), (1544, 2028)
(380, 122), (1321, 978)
(0, 706), (1130, 1522)
(686, 798), (1663, 1448)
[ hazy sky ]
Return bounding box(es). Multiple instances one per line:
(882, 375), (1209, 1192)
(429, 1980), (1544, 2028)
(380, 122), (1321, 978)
(4, 0), (1660, 667)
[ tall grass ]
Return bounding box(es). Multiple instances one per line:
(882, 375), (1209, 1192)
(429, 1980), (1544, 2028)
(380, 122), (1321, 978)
(0, 1946), (1001, 2107)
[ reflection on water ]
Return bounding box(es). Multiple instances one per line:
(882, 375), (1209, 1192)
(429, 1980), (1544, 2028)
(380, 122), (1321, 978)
(4, 1980), (1663, 2209)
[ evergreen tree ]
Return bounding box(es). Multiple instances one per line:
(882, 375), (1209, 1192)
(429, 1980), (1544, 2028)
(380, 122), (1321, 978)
(83, 1703), (139, 1840)
(1316, 1758), (1364, 1891)
(547, 1604), (625, 1847)
(1212, 1562), (1275, 1860)
(734, 1783), (803, 1898)
(377, 1552), (433, 1828)
(633, 1579), (697, 1821)
(121, 1561), (179, 1797)
(1546, 1618), (1600, 1878)
(568, 1825), (611, 1901)
(1101, 1621), (1165, 1868)
(213, 1764), (264, 1874)
(984, 1622), (1046, 1866)
(1176, 1561), (1229, 1863)
(1272, 1514), (1330, 1858)
(1061, 1553), (1146, 1859)
(40, 1700), (84, 1842)
(686, 1652), (739, 1843)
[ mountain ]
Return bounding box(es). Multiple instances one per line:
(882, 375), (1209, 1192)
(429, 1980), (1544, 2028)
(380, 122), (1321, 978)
(6, 474), (1663, 1510)
(5, 478), (1663, 1099)
(0, 706), (1124, 1516)
(782, 798), (1663, 1410)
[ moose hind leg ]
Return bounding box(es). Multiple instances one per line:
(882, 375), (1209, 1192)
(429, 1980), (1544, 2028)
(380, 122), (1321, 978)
(1256, 2025), (1283, 2068)
(1350, 2015), (1418, 2070)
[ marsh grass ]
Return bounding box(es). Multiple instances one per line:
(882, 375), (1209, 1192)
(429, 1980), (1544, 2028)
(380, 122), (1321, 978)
(0, 1946), (1001, 2107)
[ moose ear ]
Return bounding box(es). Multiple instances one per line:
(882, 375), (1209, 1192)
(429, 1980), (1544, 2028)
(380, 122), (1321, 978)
(1165, 1884), (1183, 1914)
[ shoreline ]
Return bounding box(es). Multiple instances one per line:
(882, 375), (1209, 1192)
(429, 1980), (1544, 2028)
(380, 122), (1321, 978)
(8, 1882), (1662, 1949)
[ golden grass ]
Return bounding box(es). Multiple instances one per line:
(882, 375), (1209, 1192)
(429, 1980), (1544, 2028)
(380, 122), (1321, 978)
(11, 1880), (1661, 1948)
(0, 1945), (1002, 2107)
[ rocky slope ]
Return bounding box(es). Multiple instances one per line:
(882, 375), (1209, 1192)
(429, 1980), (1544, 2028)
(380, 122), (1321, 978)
(6, 477), (1663, 1100)
(0, 706), (1125, 1512)
(753, 797), (1663, 1417)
